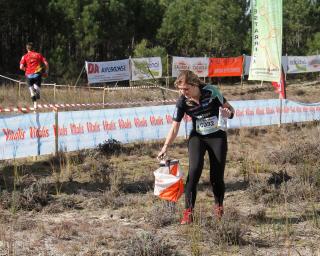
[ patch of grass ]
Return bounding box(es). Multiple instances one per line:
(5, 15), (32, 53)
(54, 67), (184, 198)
(0, 179), (50, 211)
(202, 207), (247, 246)
(147, 202), (178, 228)
(266, 133), (320, 165)
(50, 221), (78, 240)
(126, 232), (180, 256)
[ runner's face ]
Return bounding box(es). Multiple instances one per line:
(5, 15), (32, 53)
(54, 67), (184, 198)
(177, 79), (195, 97)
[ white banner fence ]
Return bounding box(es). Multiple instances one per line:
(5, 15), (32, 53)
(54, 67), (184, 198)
(0, 99), (319, 160)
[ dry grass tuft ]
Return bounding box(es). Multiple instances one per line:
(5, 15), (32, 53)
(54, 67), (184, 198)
(266, 129), (320, 165)
(50, 221), (78, 240)
(126, 232), (180, 256)
(247, 207), (267, 222)
(0, 179), (50, 211)
(202, 207), (248, 246)
(146, 202), (178, 228)
(248, 175), (320, 206)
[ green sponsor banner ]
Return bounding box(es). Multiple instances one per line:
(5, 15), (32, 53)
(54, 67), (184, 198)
(248, 0), (282, 82)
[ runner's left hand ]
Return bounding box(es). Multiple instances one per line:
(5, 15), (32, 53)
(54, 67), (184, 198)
(220, 107), (232, 118)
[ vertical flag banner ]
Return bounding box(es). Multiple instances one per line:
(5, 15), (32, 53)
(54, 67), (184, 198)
(249, 0), (282, 82)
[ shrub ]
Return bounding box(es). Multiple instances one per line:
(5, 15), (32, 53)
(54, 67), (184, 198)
(125, 232), (179, 256)
(97, 139), (123, 156)
(203, 207), (247, 246)
(146, 202), (177, 228)
(0, 179), (50, 211)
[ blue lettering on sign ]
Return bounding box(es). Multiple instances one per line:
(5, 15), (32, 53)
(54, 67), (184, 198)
(148, 62), (159, 68)
(101, 65), (126, 73)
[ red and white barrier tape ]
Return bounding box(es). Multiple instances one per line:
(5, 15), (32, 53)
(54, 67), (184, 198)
(0, 99), (177, 113)
(106, 85), (159, 90)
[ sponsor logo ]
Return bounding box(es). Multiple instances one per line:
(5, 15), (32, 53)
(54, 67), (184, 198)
(101, 65), (126, 73)
(87, 63), (99, 74)
(174, 61), (189, 70)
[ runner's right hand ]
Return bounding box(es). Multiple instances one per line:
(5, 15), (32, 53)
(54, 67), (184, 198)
(157, 145), (167, 160)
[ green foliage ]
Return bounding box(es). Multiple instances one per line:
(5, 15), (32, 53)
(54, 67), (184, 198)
(198, 0), (250, 56)
(0, 0), (319, 82)
(283, 0), (318, 54)
(157, 0), (249, 56)
(307, 32), (320, 54)
(157, 0), (204, 56)
(133, 39), (168, 75)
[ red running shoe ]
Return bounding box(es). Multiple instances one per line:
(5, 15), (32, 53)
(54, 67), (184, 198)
(180, 208), (193, 225)
(214, 204), (224, 219)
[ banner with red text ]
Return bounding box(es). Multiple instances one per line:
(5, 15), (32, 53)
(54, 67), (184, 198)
(56, 105), (190, 152)
(172, 57), (209, 77)
(0, 112), (55, 160)
(1, 100), (320, 160)
(208, 56), (244, 77)
(228, 99), (320, 129)
(85, 59), (130, 84)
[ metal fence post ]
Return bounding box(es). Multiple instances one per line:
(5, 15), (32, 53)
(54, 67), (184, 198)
(103, 87), (106, 108)
(54, 83), (56, 102)
(278, 98), (282, 127)
(18, 81), (21, 97)
(54, 108), (59, 156)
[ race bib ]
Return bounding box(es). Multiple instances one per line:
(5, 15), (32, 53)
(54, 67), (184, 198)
(196, 116), (219, 135)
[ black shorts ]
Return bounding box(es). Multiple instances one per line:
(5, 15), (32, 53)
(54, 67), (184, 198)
(26, 75), (42, 88)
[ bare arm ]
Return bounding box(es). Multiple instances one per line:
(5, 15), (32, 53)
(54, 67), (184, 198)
(44, 61), (49, 72)
(157, 121), (181, 159)
(19, 64), (25, 71)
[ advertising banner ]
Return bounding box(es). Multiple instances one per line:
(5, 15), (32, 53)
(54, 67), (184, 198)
(245, 56), (288, 75)
(244, 55), (251, 76)
(0, 112), (55, 160)
(131, 57), (162, 81)
(172, 57), (209, 77)
(229, 99), (320, 128)
(57, 106), (190, 152)
(1, 100), (319, 160)
(85, 59), (130, 84)
(208, 56), (244, 77)
(248, 0), (283, 82)
(287, 55), (320, 74)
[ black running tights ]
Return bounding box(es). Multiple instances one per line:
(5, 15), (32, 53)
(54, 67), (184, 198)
(185, 135), (227, 209)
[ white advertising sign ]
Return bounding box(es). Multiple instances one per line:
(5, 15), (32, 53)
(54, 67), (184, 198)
(85, 59), (130, 84)
(131, 57), (162, 81)
(287, 55), (320, 74)
(172, 57), (209, 77)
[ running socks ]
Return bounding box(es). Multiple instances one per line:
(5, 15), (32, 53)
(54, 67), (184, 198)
(29, 84), (40, 102)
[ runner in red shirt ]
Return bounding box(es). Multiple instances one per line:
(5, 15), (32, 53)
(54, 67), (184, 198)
(20, 42), (49, 107)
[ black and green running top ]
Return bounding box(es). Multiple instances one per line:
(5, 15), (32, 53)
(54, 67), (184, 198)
(173, 84), (227, 137)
